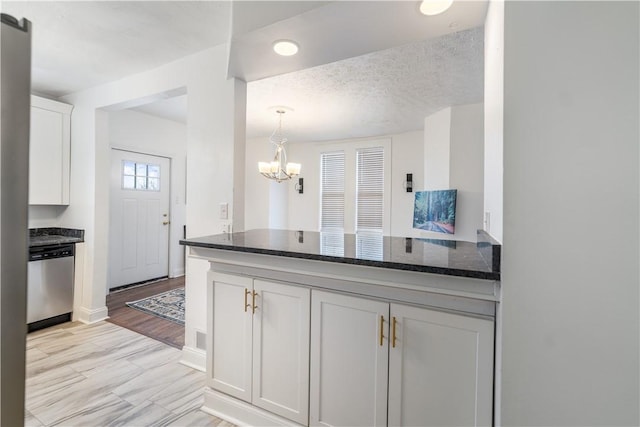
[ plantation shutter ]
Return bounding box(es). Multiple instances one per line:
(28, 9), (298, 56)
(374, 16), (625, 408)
(356, 147), (384, 232)
(320, 151), (345, 230)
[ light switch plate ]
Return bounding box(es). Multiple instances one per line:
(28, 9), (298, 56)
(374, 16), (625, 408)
(220, 203), (228, 220)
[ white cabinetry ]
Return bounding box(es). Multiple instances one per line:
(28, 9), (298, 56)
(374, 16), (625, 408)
(29, 95), (72, 205)
(209, 272), (310, 425)
(388, 304), (494, 427)
(310, 290), (494, 427)
(310, 291), (388, 427)
(195, 249), (498, 427)
(209, 273), (252, 400)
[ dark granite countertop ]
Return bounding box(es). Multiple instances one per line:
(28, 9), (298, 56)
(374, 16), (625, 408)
(180, 229), (500, 281)
(29, 228), (84, 247)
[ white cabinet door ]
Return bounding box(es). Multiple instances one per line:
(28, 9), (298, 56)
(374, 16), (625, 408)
(310, 290), (389, 427)
(29, 96), (71, 205)
(209, 272), (253, 402)
(252, 280), (310, 424)
(388, 304), (494, 427)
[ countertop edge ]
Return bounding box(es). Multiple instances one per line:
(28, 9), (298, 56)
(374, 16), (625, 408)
(29, 227), (85, 247)
(29, 237), (85, 247)
(180, 239), (501, 281)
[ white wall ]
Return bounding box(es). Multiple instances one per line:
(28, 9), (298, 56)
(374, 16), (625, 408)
(60, 45), (246, 369)
(245, 136), (271, 230)
(422, 103), (484, 242)
(390, 131), (424, 237)
(482, 5), (505, 411)
(268, 181), (289, 229)
(424, 107), (451, 189)
(285, 139), (320, 232)
(501, 2), (639, 425)
(245, 131), (423, 236)
(484, 0), (504, 243)
(107, 109), (187, 278)
(28, 206), (67, 228)
(450, 104), (484, 243)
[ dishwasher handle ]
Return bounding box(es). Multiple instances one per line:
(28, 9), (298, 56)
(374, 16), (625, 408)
(29, 244), (75, 261)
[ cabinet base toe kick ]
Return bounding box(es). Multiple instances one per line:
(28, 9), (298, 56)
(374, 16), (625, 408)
(203, 389), (305, 427)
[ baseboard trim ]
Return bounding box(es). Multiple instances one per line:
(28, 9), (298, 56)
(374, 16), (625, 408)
(180, 345), (206, 372)
(75, 306), (109, 324)
(170, 269), (185, 279)
(202, 388), (303, 427)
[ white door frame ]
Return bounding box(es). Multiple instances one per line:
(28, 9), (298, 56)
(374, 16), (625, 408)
(108, 148), (174, 289)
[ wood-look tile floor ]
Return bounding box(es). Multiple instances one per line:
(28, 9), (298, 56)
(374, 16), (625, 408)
(25, 321), (232, 427)
(107, 277), (185, 349)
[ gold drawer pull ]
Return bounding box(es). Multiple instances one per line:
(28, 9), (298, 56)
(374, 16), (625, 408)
(379, 315), (385, 346)
(252, 290), (258, 314)
(244, 289), (251, 312)
(392, 316), (397, 348)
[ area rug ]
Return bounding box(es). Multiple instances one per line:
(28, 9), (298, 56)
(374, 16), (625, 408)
(126, 288), (185, 325)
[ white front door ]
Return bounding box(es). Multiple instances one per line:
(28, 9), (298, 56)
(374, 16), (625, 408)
(109, 149), (171, 289)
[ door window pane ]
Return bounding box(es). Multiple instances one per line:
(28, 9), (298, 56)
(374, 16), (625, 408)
(148, 164), (160, 178)
(136, 177), (147, 190)
(148, 177), (159, 191)
(123, 161), (135, 176)
(122, 160), (161, 192)
(123, 175), (135, 189)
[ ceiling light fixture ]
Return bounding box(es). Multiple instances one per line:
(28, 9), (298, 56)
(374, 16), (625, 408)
(273, 40), (299, 56)
(258, 109), (301, 182)
(419, 0), (453, 16)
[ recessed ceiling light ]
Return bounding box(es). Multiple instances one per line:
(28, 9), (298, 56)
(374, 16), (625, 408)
(419, 0), (453, 16)
(273, 40), (299, 56)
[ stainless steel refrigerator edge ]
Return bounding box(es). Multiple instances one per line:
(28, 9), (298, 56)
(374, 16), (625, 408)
(0, 13), (31, 426)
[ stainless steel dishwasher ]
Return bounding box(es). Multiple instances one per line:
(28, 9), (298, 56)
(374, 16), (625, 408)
(28, 244), (75, 331)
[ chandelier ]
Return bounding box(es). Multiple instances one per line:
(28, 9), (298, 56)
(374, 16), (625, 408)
(258, 109), (301, 182)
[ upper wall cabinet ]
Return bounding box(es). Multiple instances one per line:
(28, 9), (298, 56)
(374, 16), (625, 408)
(29, 95), (72, 205)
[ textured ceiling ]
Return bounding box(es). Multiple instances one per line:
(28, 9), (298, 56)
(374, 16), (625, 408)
(229, 0), (488, 83)
(2, 1), (485, 141)
(246, 26), (484, 142)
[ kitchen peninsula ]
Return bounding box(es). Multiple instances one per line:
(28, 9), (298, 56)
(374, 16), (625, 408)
(181, 229), (501, 426)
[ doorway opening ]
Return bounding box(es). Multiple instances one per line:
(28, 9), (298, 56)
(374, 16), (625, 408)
(104, 89), (187, 347)
(105, 90), (187, 292)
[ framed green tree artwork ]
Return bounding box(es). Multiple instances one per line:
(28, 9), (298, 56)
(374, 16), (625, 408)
(413, 189), (457, 234)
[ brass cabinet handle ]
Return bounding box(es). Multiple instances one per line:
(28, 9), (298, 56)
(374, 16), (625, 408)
(379, 315), (385, 346)
(244, 289), (251, 312)
(252, 290), (258, 314)
(392, 316), (397, 348)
